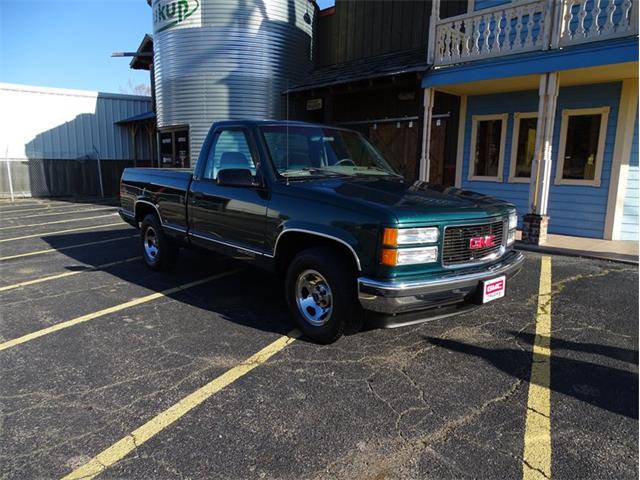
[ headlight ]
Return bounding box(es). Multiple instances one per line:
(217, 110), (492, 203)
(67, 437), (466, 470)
(383, 227), (439, 245)
(507, 229), (516, 245)
(508, 212), (518, 230)
(381, 246), (438, 266)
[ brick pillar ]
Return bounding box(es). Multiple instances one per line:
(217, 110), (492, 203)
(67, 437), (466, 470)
(522, 214), (549, 245)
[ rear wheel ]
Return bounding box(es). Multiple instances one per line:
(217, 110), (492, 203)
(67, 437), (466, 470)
(140, 213), (178, 271)
(285, 247), (359, 344)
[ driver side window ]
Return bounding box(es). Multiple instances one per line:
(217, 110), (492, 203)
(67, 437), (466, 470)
(203, 129), (257, 181)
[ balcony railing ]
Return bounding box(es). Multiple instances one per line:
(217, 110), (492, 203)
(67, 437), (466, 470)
(431, 0), (638, 67)
(559, 0), (638, 46)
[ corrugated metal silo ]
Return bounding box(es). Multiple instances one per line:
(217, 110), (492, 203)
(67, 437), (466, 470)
(152, 0), (316, 164)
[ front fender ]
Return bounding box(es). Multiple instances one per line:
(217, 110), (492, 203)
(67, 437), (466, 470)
(274, 221), (363, 271)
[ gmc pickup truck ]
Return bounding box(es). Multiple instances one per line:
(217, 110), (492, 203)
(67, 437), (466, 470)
(119, 120), (524, 343)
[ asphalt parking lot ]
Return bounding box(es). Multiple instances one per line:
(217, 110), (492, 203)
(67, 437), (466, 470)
(0, 198), (638, 480)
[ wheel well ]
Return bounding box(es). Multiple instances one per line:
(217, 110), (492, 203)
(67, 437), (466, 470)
(135, 202), (158, 224)
(274, 232), (360, 275)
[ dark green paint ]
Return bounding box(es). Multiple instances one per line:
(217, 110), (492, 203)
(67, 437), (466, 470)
(120, 121), (516, 281)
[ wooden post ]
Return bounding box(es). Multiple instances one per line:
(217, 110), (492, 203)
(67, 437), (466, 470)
(427, 0), (440, 65)
(551, 0), (568, 48)
(420, 87), (435, 182)
(129, 125), (138, 167)
(145, 122), (155, 167)
(529, 72), (559, 217)
(454, 95), (467, 188)
(604, 78), (639, 239)
(524, 73), (559, 244)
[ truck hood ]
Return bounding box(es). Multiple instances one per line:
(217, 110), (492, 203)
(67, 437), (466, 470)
(289, 177), (514, 224)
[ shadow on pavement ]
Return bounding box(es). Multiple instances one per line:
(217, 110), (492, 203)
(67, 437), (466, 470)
(425, 335), (639, 419)
(39, 229), (305, 341)
(510, 331), (639, 365)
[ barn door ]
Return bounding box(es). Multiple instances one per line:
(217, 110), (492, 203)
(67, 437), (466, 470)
(368, 122), (419, 182)
(429, 118), (448, 185)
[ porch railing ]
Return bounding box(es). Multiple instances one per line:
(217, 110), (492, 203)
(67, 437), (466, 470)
(431, 0), (638, 67)
(558, 0), (638, 47)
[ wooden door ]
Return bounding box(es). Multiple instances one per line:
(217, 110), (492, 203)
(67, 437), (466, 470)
(429, 118), (447, 185)
(368, 123), (419, 182)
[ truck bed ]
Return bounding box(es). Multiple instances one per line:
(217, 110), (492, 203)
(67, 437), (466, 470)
(120, 167), (194, 232)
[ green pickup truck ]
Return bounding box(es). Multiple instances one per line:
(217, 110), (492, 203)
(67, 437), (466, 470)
(119, 120), (524, 343)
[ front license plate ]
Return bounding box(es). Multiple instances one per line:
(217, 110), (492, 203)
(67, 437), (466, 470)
(482, 276), (506, 303)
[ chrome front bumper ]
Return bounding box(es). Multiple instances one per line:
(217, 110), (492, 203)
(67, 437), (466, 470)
(358, 250), (525, 314)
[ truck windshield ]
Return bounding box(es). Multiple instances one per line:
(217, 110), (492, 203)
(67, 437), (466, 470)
(260, 125), (401, 179)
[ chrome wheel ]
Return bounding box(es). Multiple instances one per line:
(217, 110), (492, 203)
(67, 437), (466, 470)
(295, 269), (333, 327)
(143, 226), (159, 262)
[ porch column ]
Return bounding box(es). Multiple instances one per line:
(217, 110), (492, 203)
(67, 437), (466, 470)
(604, 78), (639, 239)
(419, 87), (435, 182)
(524, 72), (559, 245)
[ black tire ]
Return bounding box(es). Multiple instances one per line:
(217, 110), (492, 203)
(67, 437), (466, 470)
(140, 213), (178, 271)
(285, 247), (359, 344)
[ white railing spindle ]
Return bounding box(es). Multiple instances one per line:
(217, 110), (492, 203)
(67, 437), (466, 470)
(433, 0), (637, 66)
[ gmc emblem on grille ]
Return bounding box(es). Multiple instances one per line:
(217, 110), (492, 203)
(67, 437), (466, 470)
(469, 235), (496, 249)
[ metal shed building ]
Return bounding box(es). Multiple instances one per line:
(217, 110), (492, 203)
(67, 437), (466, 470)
(0, 83), (152, 198)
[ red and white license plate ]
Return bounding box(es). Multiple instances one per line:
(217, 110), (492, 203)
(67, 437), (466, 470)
(482, 276), (506, 303)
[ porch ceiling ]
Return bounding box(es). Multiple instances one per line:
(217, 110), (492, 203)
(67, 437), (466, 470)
(433, 61), (638, 96)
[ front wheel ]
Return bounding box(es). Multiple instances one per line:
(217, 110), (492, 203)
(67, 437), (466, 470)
(140, 213), (178, 271)
(285, 247), (359, 344)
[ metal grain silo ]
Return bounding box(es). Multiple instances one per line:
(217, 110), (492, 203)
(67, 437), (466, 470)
(152, 0), (316, 165)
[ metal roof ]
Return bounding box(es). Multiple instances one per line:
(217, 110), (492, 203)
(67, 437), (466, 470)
(285, 48), (429, 93)
(115, 111), (156, 125)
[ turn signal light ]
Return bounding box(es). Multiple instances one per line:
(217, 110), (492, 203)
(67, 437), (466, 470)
(382, 228), (398, 246)
(380, 248), (398, 266)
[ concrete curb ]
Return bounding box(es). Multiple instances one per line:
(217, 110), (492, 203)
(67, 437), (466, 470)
(515, 242), (639, 265)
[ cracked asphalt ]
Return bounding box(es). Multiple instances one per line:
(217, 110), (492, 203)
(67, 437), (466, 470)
(0, 198), (637, 479)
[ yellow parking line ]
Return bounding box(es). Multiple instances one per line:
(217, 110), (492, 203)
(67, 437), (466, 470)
(2, 207), (115, 221)
(522, 256), (552, 480)
(62, 330), (299, 480)
(0, 257), (141, 292)
(0, 213), (118, 231)
(0, 204), (97, 215)
(0, 269), (242, 352)
(0, 235), (137, 261)
(0, 222), (125, 243)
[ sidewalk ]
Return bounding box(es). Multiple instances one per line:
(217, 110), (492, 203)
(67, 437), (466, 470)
(515, 231), (639, 265)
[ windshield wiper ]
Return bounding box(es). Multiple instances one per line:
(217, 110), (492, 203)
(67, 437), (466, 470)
(280, 167), (343, 178)
(358, 166), (404, 178)
(301, 167), (344, 176)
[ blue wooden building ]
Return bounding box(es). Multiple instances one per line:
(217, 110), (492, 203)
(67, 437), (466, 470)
(420, 0), (638, 241)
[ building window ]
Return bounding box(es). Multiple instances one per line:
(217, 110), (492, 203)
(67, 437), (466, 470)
(158, 127), (190, 168)
(555, 107), (609, 187)
(469, 113), (507, 181)
(509, 112), (537, 183)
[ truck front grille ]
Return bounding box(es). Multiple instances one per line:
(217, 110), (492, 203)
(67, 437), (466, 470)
(442, 220), (505, 267)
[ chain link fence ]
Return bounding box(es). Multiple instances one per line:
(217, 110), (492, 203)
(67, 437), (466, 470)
(1, 151), (153, 199)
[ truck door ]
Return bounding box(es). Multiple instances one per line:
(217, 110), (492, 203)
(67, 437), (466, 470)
(188, 127), (269, 256)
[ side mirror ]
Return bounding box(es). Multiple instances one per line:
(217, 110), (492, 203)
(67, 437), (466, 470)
(217, 168), (256, 187)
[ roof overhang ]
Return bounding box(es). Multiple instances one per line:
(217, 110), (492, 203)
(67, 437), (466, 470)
(115, 111), (156, 125)
(286, 48), (429, 94)
(130, 34), (154, 70)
